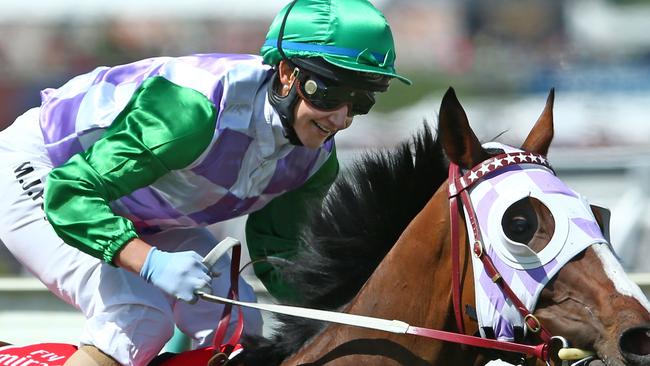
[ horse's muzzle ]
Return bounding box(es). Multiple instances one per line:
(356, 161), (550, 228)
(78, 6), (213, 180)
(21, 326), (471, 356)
(619, 325), (650, 366)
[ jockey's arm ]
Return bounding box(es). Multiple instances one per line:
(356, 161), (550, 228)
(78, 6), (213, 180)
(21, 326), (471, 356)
(44, 77), (216, 264)
(245, 147), (339, 303)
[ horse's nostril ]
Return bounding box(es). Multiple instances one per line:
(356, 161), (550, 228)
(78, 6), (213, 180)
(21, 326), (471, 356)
(619, 325), (650, 360)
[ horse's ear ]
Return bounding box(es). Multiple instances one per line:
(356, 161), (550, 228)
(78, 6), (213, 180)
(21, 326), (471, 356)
(521, 88), (555, 156)
(438, 87), (488, 169)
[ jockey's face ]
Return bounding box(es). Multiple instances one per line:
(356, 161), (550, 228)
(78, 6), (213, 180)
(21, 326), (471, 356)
(278, 60), (354, 148)
(292, 98), (352, 149)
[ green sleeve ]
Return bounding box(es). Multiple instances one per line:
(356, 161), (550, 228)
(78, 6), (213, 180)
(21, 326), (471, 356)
(245, 148), (339, 302)
(44, 76), (217, 263)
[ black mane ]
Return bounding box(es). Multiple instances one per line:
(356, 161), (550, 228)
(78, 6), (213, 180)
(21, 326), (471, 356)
(240, 124), (449, 365)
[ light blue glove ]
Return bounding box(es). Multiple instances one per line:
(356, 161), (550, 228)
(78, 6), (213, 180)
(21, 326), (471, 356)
(140, 247), (212, 302)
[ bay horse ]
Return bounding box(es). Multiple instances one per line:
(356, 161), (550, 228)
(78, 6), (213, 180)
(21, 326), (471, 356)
(237, 88), (650, 366)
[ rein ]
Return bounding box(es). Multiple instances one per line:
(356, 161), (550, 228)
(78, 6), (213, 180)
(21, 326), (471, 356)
(199, 291), (552, 359)
(199, 207), (593, 365)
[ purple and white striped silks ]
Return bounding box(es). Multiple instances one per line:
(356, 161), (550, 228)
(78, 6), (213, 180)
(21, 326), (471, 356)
(39, 54), (333, 232)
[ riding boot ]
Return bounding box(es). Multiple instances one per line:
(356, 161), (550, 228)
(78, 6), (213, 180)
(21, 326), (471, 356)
(63, 345), (122, 366)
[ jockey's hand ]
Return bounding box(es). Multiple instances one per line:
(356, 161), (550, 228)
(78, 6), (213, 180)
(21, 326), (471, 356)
(140, 247), (212, 302)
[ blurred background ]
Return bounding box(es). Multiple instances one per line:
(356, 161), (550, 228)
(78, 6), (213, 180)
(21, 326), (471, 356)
(1, 0), (649, 345)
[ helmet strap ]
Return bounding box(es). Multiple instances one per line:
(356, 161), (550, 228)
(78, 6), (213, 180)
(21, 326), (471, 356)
(276, 0), (298, 62)
(269, 1), (304, 146)
(268, 71), (303, 146)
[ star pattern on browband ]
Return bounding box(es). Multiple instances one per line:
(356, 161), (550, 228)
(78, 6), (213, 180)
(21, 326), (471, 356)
(456, 152), (553, 191)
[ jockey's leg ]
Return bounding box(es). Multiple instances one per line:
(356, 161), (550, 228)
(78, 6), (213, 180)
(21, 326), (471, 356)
(1, 217), (177, 365)
(0, 110), (262, 364)
(64, 345), (121, 366)
(0, 109), (176, 365)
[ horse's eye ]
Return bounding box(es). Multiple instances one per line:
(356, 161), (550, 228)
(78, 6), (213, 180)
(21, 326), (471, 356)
(508, 216), (530, 234)
(502, 199), (538, 244)
(504, 215), (535, 243)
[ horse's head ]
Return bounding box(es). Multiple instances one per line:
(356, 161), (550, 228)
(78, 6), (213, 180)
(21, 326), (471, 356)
(438, 87), (650, 366)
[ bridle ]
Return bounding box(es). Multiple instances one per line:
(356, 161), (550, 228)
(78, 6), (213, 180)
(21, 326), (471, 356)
(448, 151), (554, 339)
(448, 150), (596, 365)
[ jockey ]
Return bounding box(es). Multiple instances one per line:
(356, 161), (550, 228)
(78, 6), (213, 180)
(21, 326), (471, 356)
(0, 0), (410, 365)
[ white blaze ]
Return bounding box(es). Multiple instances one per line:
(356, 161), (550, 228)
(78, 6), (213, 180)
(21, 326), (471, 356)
(592, 243), (650, 312)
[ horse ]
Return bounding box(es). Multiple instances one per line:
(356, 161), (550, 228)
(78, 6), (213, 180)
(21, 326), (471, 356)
(236, 88), (650, 366)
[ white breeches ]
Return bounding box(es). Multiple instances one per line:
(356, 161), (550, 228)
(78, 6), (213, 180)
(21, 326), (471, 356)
(0, 108), (263, 366)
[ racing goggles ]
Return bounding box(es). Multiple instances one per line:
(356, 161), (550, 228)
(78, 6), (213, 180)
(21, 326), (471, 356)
(294, 70), (376, 115)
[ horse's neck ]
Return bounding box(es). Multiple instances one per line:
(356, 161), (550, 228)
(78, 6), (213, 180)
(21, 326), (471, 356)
(347, 192), (454, 326)
(282, 189), (477, 365)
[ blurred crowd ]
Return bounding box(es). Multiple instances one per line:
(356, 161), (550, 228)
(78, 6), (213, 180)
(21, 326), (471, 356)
(3, 0), (649, 129)
(0, 18), (269, 128)
(0, 0), (650, 128)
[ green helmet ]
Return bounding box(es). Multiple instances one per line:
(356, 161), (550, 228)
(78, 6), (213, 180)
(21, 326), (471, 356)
(261, 0), (412, 85)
